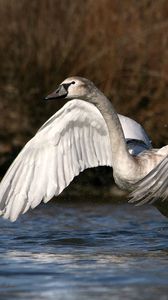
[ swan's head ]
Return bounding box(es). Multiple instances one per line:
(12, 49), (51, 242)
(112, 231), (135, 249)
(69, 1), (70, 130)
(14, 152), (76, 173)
(45, 77), (100, 102)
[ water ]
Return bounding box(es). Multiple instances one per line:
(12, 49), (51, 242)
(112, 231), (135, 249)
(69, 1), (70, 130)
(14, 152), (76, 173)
(0, 200), (167, 300)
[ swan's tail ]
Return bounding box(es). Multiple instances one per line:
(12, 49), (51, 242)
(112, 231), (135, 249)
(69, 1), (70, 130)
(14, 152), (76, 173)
(129, 155), (168, 205)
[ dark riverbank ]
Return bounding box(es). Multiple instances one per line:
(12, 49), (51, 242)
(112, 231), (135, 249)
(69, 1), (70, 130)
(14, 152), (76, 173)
(0, 0), (168, 184)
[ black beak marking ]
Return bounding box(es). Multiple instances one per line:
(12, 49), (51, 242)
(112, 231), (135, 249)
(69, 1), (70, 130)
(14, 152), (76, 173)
(44, 81), (75, 101)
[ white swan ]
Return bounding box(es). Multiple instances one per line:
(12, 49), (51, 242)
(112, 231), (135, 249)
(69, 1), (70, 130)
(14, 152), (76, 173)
(0, 77), (167, 221)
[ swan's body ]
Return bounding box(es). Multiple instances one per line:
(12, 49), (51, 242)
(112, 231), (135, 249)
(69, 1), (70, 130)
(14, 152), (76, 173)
(0, 77), (167, 221)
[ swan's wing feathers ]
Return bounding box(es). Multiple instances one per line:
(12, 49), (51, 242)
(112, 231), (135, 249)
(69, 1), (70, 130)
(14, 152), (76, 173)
(0, 100), (112, 221)
(129, 155), (168, 205)
(118, 114), (152, 149)
(0, 99), (153, 221)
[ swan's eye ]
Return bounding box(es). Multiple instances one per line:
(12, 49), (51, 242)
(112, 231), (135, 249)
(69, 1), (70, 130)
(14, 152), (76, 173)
(71, 81), (75, 85)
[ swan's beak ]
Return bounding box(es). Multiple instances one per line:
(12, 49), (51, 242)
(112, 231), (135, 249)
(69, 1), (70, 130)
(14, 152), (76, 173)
(44, 84), (68, 100)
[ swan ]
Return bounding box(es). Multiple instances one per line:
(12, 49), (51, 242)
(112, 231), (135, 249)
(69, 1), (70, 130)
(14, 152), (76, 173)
(0, 76), (167, 221)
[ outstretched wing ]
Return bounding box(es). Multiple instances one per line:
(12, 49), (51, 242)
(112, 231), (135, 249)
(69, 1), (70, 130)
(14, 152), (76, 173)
(129, 155), (168, 205)
(0, 100), (112, 221)
(0, 99), (151, 221)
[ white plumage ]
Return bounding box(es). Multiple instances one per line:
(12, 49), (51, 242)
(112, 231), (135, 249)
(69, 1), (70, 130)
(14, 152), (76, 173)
(0, 76), (167, 221)
(0, 100), (150, 221)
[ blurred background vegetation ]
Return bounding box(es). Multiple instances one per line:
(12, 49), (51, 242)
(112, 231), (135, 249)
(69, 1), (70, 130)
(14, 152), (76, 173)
(0, 0), (168, 195)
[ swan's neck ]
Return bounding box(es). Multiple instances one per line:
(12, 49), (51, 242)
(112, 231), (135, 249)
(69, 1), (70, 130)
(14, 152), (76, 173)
(92, 92), (137, 178)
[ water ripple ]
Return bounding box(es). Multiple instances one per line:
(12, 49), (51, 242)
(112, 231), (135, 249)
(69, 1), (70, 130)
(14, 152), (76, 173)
(0, 201), (167, 300)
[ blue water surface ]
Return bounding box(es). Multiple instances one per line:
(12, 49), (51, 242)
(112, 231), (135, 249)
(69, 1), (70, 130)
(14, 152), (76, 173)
(0, 200), (167, 300)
